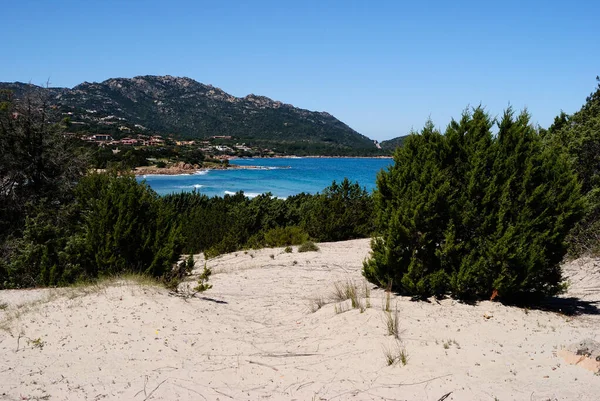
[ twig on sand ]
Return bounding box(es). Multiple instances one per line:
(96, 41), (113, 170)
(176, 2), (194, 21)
(213, 389), (235, 399)
(143, 379), (168, 401)
(134, 376), (149, 398)
(16, 333), (23, 352)
(328, 374), (453, 400)
(260, 352), (318, 358)
(297, 381), (315, 391)
(171, 382), (207, 400)
(152, 366), (178, 373)
(248, 360), (279, 371)
(436, 392), (453, 401)
(401, 374), (453, 386)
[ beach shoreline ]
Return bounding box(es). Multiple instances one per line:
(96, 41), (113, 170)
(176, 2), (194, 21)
(134, 163), (291, 176)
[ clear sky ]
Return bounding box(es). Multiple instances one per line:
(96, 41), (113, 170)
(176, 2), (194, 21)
(2, 0), (599, 141)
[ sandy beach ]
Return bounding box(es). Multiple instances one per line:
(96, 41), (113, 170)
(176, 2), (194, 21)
(1, 239), (599, 400)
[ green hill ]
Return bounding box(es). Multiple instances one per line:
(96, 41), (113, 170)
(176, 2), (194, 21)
(1, 76), (381, 156)
(380, 135), (409, 151)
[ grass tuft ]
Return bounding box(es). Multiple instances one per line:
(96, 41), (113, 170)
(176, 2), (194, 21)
(332, 280), (356, 302)
(331, 280), (372, 312)
(309, 296), (327, 313)
(442, 339), (460, 349)
(298, 241), (319, 253)
(398, 347), (409, 366)
(382, 289), (391, 313)
(28, 337), (45, 350)
(334, 302), (349, 314)
(194, 263), (213, 293)
(382, 341), (408, 366)
(385, 307), (400, 339)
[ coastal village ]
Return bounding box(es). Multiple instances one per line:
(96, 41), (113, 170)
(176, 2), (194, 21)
(83, 133), (262, 158)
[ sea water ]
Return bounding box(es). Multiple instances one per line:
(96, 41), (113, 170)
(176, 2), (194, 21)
(138, 157), (392, 198)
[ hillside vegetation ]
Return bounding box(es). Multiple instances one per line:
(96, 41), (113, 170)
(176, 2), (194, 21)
(379, 135), (409, 151)
(0, 76), (382, 156)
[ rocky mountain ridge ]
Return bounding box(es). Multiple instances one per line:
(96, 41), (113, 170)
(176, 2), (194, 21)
(1, 75), (380, 155)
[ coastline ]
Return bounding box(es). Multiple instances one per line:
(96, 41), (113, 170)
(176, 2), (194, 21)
(231, 155), (393, 160)
(133, 155), (389, 176)
(134, 163), (291, 176)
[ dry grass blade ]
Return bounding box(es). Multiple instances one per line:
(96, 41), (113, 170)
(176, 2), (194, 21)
(382, 341), (409, 366)
(385, 307), (400, 339)
(309, 296), (327, 313)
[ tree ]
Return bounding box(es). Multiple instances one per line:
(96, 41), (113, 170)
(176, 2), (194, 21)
(547, 77), (600, 194)
(0, 89), (87, 284)
(545, 77), (600, 256)
(364, 107), (582, 302)
(0, 89), (86, 233)
(301, 178), (374, 242)
(72, 172), (183, 279)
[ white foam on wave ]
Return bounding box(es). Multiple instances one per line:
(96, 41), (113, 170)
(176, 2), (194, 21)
(141, 173), (196, 178)
(193, 170), (209, 175)
(176, 184), (204, 189)
(261, 166), (291, 170)
(223, 190), (286, 200)
(223, 191), (260, 198)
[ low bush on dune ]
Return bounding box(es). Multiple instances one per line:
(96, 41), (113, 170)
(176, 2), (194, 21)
(262, 226), (308, 247)
(298, 241), (320, 253)
(244, 226), (309, 249)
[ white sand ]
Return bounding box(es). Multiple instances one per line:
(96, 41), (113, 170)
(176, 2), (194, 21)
(1, 239), (599, 400)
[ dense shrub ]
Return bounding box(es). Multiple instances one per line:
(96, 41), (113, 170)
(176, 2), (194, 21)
(73, 173), (182, 278)
(3, 173), (182, 288)
(0, 91), (87, 287)
(5, 203), (80, 287)
(301, 178), (375, 242)
(363, 107), (583, 302)
(545, 77), (600, 257)
(0, 90), (87, 246)
(167, 183), (374, 258)
(298, 241), (320, 253)
(259, 226), (309, 248)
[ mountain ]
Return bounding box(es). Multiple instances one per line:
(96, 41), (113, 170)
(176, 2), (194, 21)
(380, 135), (409, 151)
(0, 76), (381, 155)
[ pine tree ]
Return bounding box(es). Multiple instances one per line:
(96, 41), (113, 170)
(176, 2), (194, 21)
(546, 77), (600, 256)
(364, 107), (583, 302)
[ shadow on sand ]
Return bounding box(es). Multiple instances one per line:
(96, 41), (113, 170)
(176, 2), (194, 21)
(406, 292), (600, 316)
(197, 296), (228, 304)
(533, 296), (600, 316)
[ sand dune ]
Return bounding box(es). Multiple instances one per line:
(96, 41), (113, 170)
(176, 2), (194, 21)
(1, 239), (599, 400)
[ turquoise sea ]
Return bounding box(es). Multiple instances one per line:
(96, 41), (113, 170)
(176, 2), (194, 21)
(139, 158), (392, 198)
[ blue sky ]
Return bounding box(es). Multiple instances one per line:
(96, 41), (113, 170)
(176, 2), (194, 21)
(2, 0), (599, 141)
